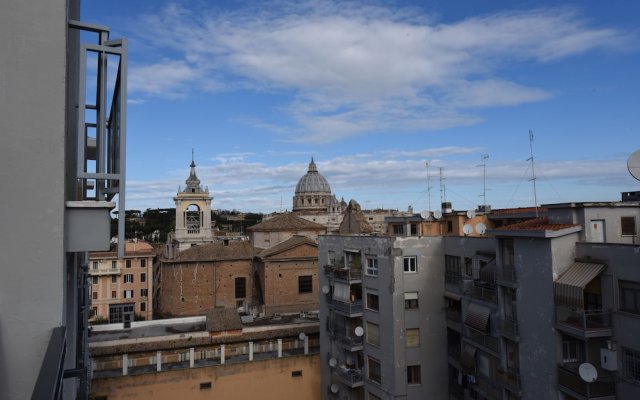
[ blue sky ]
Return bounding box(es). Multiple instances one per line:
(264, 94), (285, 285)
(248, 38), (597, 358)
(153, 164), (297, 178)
(82, 0), (640, 213)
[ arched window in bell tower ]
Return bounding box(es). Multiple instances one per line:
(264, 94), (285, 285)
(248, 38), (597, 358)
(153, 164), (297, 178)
(185, 204), (201, 234)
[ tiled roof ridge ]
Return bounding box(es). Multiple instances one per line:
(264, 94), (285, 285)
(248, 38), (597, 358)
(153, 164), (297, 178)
(495, 217), (577, 232)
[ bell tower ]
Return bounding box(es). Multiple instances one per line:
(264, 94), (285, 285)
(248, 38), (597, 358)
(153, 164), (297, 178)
(173, 151), (213, 250)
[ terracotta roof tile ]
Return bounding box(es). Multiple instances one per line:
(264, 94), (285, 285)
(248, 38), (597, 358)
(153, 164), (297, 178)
(491, 207), (548, 215)
(248, 212), (326, 232)
(493, 217), (577, 232)
(91, 240), (155, 258)
(257, 235), (317, 258)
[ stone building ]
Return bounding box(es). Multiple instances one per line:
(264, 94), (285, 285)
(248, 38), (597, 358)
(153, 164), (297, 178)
(156, 241), (255, 318)
(89, 240), (156, 323)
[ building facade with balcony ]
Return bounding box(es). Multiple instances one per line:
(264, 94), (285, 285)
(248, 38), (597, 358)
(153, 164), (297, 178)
(89, 240), (155, 323)
(319, 235), (447, 400)
(1, 1), (128, 398)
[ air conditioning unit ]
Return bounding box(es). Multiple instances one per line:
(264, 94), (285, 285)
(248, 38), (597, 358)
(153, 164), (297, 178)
(601, 348), (618, 371)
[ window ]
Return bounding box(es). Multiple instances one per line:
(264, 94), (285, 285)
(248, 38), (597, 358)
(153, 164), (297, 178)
(92, 276), (98, 285)
(126, 259), (131, 268)
(562, 335), (584, 363)
(92, 261), (98, 270)
(622, 217), (637, 236)
(502, 239), (514, 266)
(447, 221), (453, 232)
(140, 273), (146, 283)
(298, 275), (312, 293)
(410, 223), (418, 235)
(111, 275), (117, 284)
(111, 290), (117, 299)
(111, 261), (117, 269)
(404, 292), (419, 309)
(620, 280), (640, 315)
(124, 274), (134, 284)
(403, 257), (417, 273)
(366, 322), (380, 346)
(407, 365), (421, 384)
(406, 328), (420, 347)
(291, 370), (303, 377)
(140, 289), (148, 297)
(445, 255), (462, 282)
(366, 292), (379, 311)
(92, 292), (98, 300)
(124, 290), (133, 299)
(200, 382), (212, 390)
(623, 347), (640, 383)
(140, 302), (146, 312)
(393, 224), (404, 235)
(366, 257), (378, 277)
(141, 259), (146, 268)
(368, 357), (381, 384)
(90, 307), (97, 317)
(235, 277), (246, 299)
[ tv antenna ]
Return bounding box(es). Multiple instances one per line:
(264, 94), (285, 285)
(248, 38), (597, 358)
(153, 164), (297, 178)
(425, 161), (433, 213)
(439, 167), (446, 205)
(478, 154), (489, 210)
(527, 130), (539, 217)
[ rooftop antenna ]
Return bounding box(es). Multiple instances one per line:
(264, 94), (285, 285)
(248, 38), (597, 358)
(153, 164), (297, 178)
(439, 167), (446, 205)
(478, 154), (489, 210)
(425, 161), (432, 212)
(527, 130), (539, 217)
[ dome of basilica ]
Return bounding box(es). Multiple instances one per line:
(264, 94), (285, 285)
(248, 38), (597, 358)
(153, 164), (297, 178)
(295, 158), (331, 194)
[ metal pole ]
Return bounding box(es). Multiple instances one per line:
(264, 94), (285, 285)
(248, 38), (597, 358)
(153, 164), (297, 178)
(527, 130), (539, 216)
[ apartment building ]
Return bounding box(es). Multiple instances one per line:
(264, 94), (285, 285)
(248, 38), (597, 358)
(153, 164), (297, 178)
(1, 1), (128, 398)
(319, 235), (448, 400)
(89, 240), (155, 323)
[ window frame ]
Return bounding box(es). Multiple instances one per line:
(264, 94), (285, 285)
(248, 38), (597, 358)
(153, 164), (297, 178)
(235, 277), (247, 299)
(403, 256), (417, 273)
(620, 280), (640, 315)
(124, 274), (134, 284)
(298, 275), (313, 294)
(365, 257), (379, 277)
(621, 216), (637, 236)
(407, 365), (421, 385)
(366, 291), (379, 312)
(404, 292), (419, 310)
(140, 288), (148, 297)
(623, 347), (640, 384)
(366, 321), (380, 347)
(123, 290), (133, 299)
(368, 356), (381, 384)
(406, 328), (420, 347)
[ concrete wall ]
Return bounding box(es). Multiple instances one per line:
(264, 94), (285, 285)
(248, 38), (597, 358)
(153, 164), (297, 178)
(0, 0), (69, 398)
(91, 354), (321, 400)
(157, 260), (253, 317)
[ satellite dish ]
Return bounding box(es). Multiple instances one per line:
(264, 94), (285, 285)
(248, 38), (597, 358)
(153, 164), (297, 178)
(475, 223), (486, 235)
(322, 285), (330, 294)
(420, 210), (430, 220)
(433, 210), (443, 219)
(463, 224), (473, 235)
(466, 209), (476, 219)
(329, 358), (337, 367)
(330, 384), (339, 393)
(299, 332), (306, 341)
(629, 149), (640, 181)
(579, 363), (598, 383)
(354, 326), (364, 337)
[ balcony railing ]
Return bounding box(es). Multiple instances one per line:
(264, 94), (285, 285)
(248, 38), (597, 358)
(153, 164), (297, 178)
(325, 265), (362, 282)
(90, 266), (121, 276)
(497, 366), (521, 391)
(466, 329), (500, 354)
(473, 374), (502, 399)
(499, 317), (519, 340)
(335, 332), (364, 350)
(558, 363), (616, 398)
(556, 307), (613, 338)
(471, 285), (497, 304)
(446, 308), (462, 323)
(333, 300), (363, 316)
(32, 327), (66, 400)
(496, 265), (517, 285)
(335, 367), (364, 388)
(446, 272), (463, 285)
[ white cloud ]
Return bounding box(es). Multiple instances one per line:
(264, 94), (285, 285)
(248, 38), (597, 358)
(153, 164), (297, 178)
(128, 2), (633, 141)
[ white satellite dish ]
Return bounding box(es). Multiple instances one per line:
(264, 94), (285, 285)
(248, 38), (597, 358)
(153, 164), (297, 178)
(299, 332), (306, 341)
(579, 363), (598, 383)
(354, 326), (364, 337)
(420, 210), (430, 220)
(321, 285), (330, 294)
(466, 209), (476, 219)
(628, 149), (640, 181)
(329, 358), (337, 367)
(433, 209), (443, 219)
(463, 224), (473, 235)
(330, 384), (339, 393)
(475, 223), (487, 235)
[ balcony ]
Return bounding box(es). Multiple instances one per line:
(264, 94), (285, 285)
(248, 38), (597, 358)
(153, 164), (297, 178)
(497, 367), (521, 393)
(496, 265), (517, 286)
(466, 329), (500, 354)
(556, 307), (613, 339)
(90, 266), (120, 276)
(335, 367), (364, 388)
(446, 272), (463, 287)
(335, 332), (363, 351)
(333, 300), (363, 317)
(471, 285), (497, 304)
(471, 374), (502, 400)
(499, 317), (519, 341)
(325, 265), (362, 283)
(558, 364), (616, 399)
(446, 308), (462, 331)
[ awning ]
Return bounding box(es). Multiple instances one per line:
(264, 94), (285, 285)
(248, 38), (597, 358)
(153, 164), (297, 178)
(464, 303), (491, 333)
(554, 262), (605, 309)
(444, 291), (461, 301)
(461, 344), (477, 372)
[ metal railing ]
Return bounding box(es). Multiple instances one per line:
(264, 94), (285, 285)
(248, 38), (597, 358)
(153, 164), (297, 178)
(471, 285), (497, 304)
(335, 331), (364, 349)
(32, 327), (66, 400)
(335, 367), (364, 387)
(556, 307), (612, 334)
(446, 272), (462, 285)
(499, 316), (519, 340)
(333, 300), (363, 316)
(446, 308), (462, 323)
(466, 329), (500, 353)
(558, 363), (616, 398)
